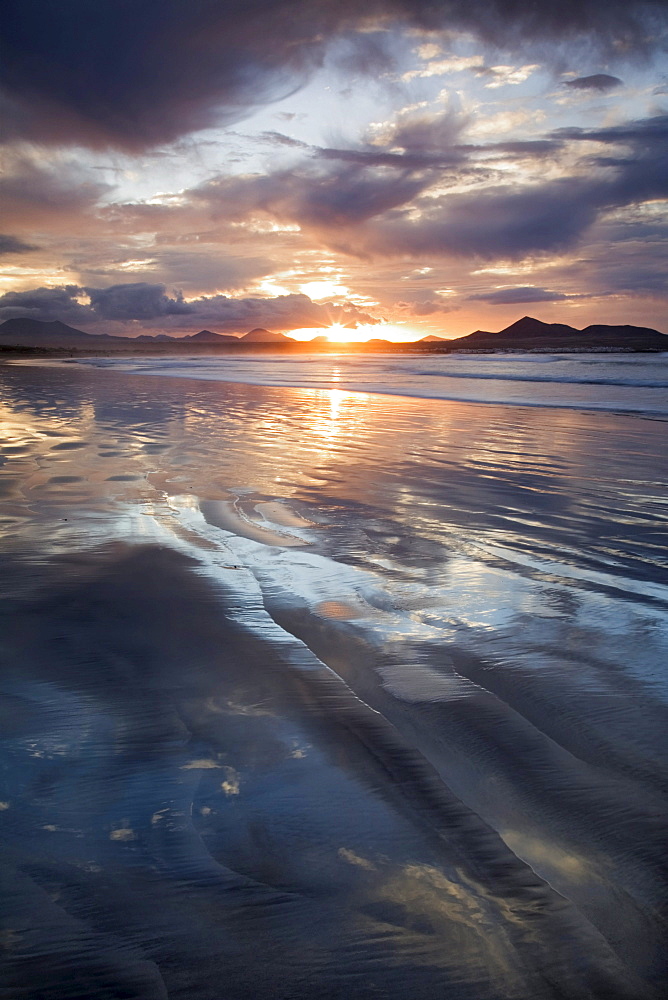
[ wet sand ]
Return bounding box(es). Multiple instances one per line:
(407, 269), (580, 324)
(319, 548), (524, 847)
(0, 361), (666, 999)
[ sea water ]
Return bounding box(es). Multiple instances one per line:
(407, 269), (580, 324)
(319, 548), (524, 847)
(77, 349), (668, 414)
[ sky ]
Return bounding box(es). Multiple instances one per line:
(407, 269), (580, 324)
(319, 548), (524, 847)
(1, 0), (667, 342)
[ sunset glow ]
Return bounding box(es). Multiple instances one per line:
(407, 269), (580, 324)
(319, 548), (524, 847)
(1, 1), (666, 339)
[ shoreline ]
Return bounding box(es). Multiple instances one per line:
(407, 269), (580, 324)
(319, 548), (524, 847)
(8, 352), (668, 420)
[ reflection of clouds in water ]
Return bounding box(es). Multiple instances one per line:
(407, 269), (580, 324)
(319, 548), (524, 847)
(220, 765), (240, 796)
(109, 825), (137, 841)
(502, 829), (587, 880)
(338, 847), (376, 871)
(335, 849), (522, 993)
(180, 759), (223, 770)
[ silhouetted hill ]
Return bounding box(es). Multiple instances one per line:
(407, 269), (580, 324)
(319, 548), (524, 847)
(240, 328), (294, 342)
(0, 318), (111, 345)
(419, 334), (447, 342)
(185, 329), (239, 343)
(582, 323), (666, 340)
(450, 316), (668, 351)
(500, 316), (579, 339)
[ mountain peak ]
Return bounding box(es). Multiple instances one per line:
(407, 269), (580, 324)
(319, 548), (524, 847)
(498, 316), (577, 338)
(239, 328), (294, 342)
(0, 317), (107, 344)
(187, 329), (238, 342)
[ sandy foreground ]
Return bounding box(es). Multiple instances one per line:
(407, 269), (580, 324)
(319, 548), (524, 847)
(0, 361), (666, 999)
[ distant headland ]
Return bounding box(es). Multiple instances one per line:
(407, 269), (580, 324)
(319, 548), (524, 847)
(1, 315), (666, 355)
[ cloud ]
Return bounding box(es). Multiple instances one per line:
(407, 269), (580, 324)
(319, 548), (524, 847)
(162, 110), (666, 269)
(555, 112), (668, 149)
(482, 139), (564, 158)
(179, 291), (376, 332)
(388, 109), (470, 153)
(256, 131), (310, 149)
(467, 286), (573, 304)
(395, 298), (459, 315)
(348, 177), (603, 259)
(331, 114), (668, 259)
(2, 0), (666, 149)
(0, 282), (377, 334)
(0, 157), (111, 229)
(0, 285), (94, 324)
(195, 160), (435, 230)
(85, 283), (194, 320)
(0, 234), (38, 255)
(563, 74), (623, 91)
(556, 114), (668, 203)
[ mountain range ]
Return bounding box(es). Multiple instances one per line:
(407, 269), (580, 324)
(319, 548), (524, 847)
(0, 319), (295, 348)
(448, 316), (668, 350)
(0, 315), (666, 352)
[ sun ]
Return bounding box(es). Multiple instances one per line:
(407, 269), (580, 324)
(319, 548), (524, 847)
(326, 323), (354, 342)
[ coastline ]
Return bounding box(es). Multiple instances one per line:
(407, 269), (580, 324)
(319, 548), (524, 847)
(13, 349), (668, 417)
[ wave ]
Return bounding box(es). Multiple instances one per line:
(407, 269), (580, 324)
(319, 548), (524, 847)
(67, 353), (668, 417)
(400, 368), (668, 388)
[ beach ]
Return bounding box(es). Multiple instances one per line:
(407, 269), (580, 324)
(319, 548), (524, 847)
(1, 355), (667, 999)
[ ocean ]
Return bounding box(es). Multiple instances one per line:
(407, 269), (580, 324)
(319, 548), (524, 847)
(1, 352), (666, 999)
(79, 349), (668, 414)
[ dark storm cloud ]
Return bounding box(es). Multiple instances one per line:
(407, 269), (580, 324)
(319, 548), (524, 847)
(563, 74), (623, 90)
(317, 146), (463, 169)
(479, 140), (564, 158)
(85, 283), (195, 320)
(153, 108), (665, 268)
(365, 178), (603, 258)
(467, 286), (573, 304)
(0, 285), (94, 324)
(316, 110), (471, 169)
(196, 161), (434, 228)
(555, 113), (668, 148)
(0, 234), (38, 255)
(316, 113), (668, 259)
(0, 283), (375, 333)
(318, 130), (563, 170)
(363, 155), (668, 260)
(556, 114), (668, 203)
(2, 0), (666, 149)
(180, 291), (376, 332)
